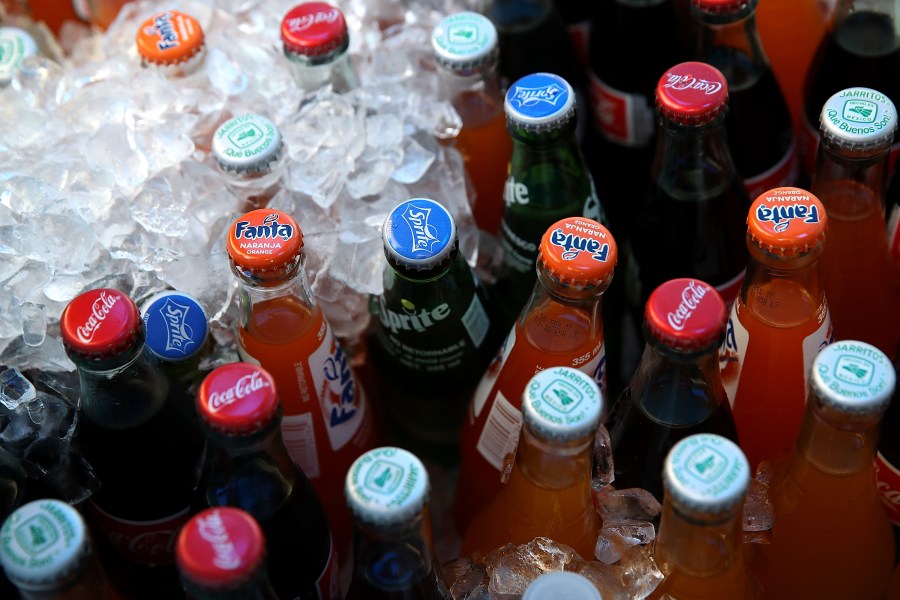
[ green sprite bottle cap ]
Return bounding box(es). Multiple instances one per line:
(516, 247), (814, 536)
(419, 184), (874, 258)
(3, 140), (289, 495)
(819, 87), (897, 151)
(0, 26), (38, 86)
(431, 11), (498, 74)
(664, 433), (749, 515)
(212, 113), (284, 176)
(345, 447), (429, 527)
(522, 367), (602, 441)
(523, 571), (603, 599)
(811, 340), (895, 415)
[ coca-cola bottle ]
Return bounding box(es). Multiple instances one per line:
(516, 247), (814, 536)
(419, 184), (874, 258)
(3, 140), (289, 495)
(280, 2), (359, 94)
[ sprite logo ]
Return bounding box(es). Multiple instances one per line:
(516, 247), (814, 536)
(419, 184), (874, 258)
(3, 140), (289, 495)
(364, 460), (404, 495)
(509, 82), (566, 109)
(399, 204), (442, 255)
(835, 355), (875, 386)
(14, 515), (58, 556)
(156, 297), (199, 356)
(685, 445), (728, 484)
(843, 100), (878, 123)
(541, 378), (584, 414)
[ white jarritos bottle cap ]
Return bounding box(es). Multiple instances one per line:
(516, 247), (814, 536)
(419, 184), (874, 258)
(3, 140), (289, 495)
(819, 87), (898, 150)
(522, 367), (603, 442)
(431, 11), (499, 75)
(522, 571), (603, 599)
(0, 499), (90, 592)
(0, 26), (38, 86)
(810, 340), (895, 416)
(664, 433), (750, 516)
(345, 447), (430, 527)
(212, 114), (284, 176)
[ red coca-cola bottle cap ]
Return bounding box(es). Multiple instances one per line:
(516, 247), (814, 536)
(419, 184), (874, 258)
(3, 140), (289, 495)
(59, 288), (142, 360)
(197, 363), (279, 435)
(656, 62), (729, 126)
(226, 209), (304, 274)
(176, 507), (266, 589)
(691, 0), (756, 17)
(281, 2), (349, 59)
(645, 279), (726, 351)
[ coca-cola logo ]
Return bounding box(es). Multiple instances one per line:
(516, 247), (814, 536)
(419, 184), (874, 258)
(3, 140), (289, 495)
(76, 291), (120, 343)
(286, 9), (340, 32)
(207, 371), (270, 412)
(667, 280), (708, 331)
(197, 511), (242, 570)
(664, 73), (722, 95)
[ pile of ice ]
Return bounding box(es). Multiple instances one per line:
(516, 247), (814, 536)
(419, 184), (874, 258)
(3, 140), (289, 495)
(0, 0), (478, 373)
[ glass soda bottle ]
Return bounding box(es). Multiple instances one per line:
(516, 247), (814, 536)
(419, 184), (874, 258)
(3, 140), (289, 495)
(751, 340), (896, 599)
(522, 571), (602, 600)
(225, 208), (377, 557)
(648, 433), (758, 600)
(344, 447), (450, 599)
(195, 363), (339, 600)
(431, 11), (513, 236)
(456, 216), (616, 532)
(365, 198), (504, 465)
(493, 72), (607, 327)
(609, 278), (739, 502)
(280, 2), (359, 94)
(719, 187), (833, 469)
(461, 366), (603, 560)
(134, 10), (207, 78)
(691, 0), (799, 200)
(0, 499), (119, 600)
(176, 507), (279, 600)
(875, 355), (900, 560)
(810, 86), (900, 360)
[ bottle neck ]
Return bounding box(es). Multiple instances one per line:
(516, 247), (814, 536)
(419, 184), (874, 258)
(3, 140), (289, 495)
(694, 6), (771, 88)
(436, 62), (503, 105)
(629, 335), (726, 407)
(653, 114), (738, 199)
(182, 568), (279, 600)
(518, 267), (607, 334)
(509, 116), (579, 149)
(515, 425), (595, 490)
(832, 0), (900, 36)
(286, 49), (358, 94)
(655, 499), (744, 578)
(233, 253), (316, 312)
(813, 137), (891, 208)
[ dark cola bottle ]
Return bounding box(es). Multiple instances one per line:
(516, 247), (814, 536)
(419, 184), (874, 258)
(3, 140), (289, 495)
(60, 288), (206, 599)
(875, 355), (900, 561)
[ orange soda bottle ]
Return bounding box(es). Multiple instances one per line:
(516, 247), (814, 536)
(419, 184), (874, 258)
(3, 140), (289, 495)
(811, 86), (900, 360)
(719, 187), (833, 469)
(455, 216), (617, 532)
(225, 209), (378, 557)
(649, 433), (759, 600)
(751, 340), (896, 599)
(460, 366), (603, 560)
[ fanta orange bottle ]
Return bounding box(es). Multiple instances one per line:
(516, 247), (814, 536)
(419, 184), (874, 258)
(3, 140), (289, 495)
(226, 209), (378, 558)
(719, 187), (833, 469)
(455, 216), (616, 533)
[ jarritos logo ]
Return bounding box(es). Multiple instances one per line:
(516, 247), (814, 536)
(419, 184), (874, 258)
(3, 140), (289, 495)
(196, 510), (242, 570)
(207, 370), (271, 413)
(663, 72), (723, 95)
(89, 501), (190, 566)
(156, 297), (199, 355)
(145, 12), (180, 51)
(509, 81), (567, 109)
(549, 219), (611, 263)
(667, 280), (709, 332)
(285, 7), (340, 32)
(754, 189), (821, 233)
(233, 212), (295, 256)
(77, 290), (120, 343)
(400, 204), (442, 255)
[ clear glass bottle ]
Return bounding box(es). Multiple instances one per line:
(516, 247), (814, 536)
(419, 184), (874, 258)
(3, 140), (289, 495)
(280, 2), (359, 94)
(134, 10), (207, 78)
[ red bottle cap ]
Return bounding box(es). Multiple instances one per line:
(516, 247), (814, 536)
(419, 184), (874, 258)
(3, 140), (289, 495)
(691, 0), (756, 16)
(645, 279), (727, 351)
(59, 288), (142, 360)
(656, 61), (729, 126)
(197, 363), (279, 435)
(135, 10), (205, 66)
(281, 2), (349, 58)
(537, 217), (617, 288)
(226, 209), (304, 273)
(176, 507), (266, 589)
(747, 187), (827, 256)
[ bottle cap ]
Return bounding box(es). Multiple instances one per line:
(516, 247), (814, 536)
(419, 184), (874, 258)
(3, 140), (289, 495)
(664, 433), (749, 515)
(197, 363), (279, 435)
(226, 209), (304, 274)
(141, 290), (209, 363)
(281, 2), (349, 60)
(819, 87), (897, 151)
(522, 367), (603, 442)
(747, 187), (827, 256)
(645, 279), (726, 351)
(523, 571), (602, 600)
(431, 11), (498, 74)
(505, 72), (576, 131)
(212, 114), (284, 176)
(656, 62), (729, 126)
(176, 507), (266, 589)
(60, 288), (142, 360)
(345, 447), (430, 527)
(810, 340), (895, 416)
(0, 499), (90, 591)
(691, 0), (757, 17)
(0, 26), (38, 86)
(382, 198), (457, 273)
(135, 10), (205, 67)
(537, 217), (617, 289)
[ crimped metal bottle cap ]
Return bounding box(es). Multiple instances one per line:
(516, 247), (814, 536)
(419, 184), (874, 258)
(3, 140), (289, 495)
(811, 340), (895, 416)
(819, 87), (897, 152)
(664, 433), (749, 516)
(431, 11), (498, 75)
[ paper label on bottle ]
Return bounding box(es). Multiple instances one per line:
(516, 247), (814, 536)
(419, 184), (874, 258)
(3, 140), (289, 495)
(462, 293), (489, 348)
(744, 138), (800, 201)
(719, 303), (750, 408)
(472, 326), (516, 419)
(888, 203), (900, 267)
(801, 302), (834, 393)
(315, 532), (340, 599)
(476, 390), (523, 472)
(577, 339), (607, 396)
(587, 72), (655, 148)
(88, 501), (190, 566)
(566, 20), (591, 67)
(875, 451), (900, 526)
(281, 411), (320, 479)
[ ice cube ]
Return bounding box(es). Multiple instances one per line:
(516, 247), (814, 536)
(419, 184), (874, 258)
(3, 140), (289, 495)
(0, 368), (36, 411)
(21, 302), (46, 347)
(594, 520), (656, 565)
(595, 486), (662, 522)
(617, 545), (664, 600)
(442, 557), (487, 600)
(742, 477), (774, 533)
(592, 423), (615, 490)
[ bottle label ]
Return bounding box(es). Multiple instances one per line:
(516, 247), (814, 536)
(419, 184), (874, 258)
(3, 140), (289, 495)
(472, 326), (516, 419)
(88, 501), (190, 565)
(743, 138), (800, 201)
(587, 72), (655, 148)
(875, 451), (900, 526)
(316, 532), (340, 599)
(719, 303), (751, 407)
(801, 302), (834, 393)
(462, 292), (490, 348)
(281, 411), (320, 479)
(476, 390), (523, 471)
(888, 203), (900, 267)
(499, 218), (539, 274)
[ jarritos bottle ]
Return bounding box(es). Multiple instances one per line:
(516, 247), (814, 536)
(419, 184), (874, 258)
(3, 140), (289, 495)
(456, 216), (616, 531)
(225, 209), (377, 555)
(719, 187), (833, 469)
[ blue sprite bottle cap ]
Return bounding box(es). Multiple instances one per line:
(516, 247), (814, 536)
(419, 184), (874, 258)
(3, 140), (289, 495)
(0, 26), (38, 86)
(141, 290), (209, 362)
(431, 12), (498, 74)
(664, 434), (749, 515)
(212, 113), (284, 175)
(811, 340), (895, 415)
(819, 87), (897, 150)
(505, 72), (576, 131)
(523, 572), (602, 600)
(522, 367), (602, 442)
(345, 447), (430, 527)
(382, 198), (457, 272)
(0, 499), (89, 590)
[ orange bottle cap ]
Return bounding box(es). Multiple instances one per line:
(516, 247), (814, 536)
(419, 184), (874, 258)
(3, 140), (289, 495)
(537, 217), (617, 288)
(226, 209), (304, 272)
(747, 187), (827, 256)
(135, 11), (205, 66)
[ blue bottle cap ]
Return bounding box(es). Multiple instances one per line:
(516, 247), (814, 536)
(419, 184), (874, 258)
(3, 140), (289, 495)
(504, 72), (575, 131)
(382, 198), (458, 272)
(141, 290), (209, 362)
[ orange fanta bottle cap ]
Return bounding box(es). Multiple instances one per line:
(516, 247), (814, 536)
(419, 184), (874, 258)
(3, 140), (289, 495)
(226, 209), (304, 273)
(135, 11), (205, 67)
(537, 217), (617, 288)
(747, 187), (827, 256)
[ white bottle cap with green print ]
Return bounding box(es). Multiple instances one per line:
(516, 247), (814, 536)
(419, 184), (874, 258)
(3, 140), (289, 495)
(522, 367), (602, 442)
(0, 26), (38, 86)
(664, 433), (749, 515)
(0, 499), (90, 591)
(431, 11), (498, 74)
(345, 446), (430, 527)
(819, 87), (897, 150)
(811, 340), (895, 416)
(523, 571), (602, 600)
(212, 113), (284, 175)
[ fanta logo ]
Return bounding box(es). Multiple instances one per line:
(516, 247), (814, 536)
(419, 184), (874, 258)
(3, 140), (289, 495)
(667, 280), (708, 332)
(157, 298), (198, 355)
(323, 345), (358, 427)
(377, 296), (450, 334)
(233, 212), (294, 241)
(77, 291), (120, 343)
(286, 9), (340, 32)
(549, 228), (610, 262)
(664, 73), (722, 95)
(146, 12), (179, 51)
(510, 83), (566, 109)
(400, 205), (441, 254)
(197, 511), (242, 570)
(755, 203), (820, 233)
(207, 371), (270, 412)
